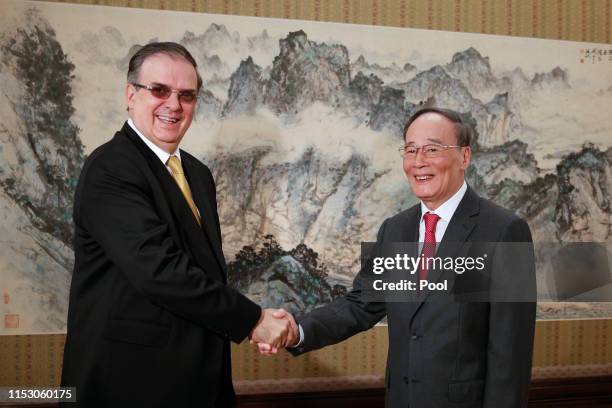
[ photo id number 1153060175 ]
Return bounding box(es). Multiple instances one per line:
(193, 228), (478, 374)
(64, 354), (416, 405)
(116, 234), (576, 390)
(0, 387), (76, 402)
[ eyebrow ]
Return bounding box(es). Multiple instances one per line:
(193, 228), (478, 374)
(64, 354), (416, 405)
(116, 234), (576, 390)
(151, 82), (197, 92)
(405, 138), (445, 145)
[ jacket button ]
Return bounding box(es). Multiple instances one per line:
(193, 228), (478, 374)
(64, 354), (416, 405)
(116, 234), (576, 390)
(403, 376), (409, 384)
(411, 334), (419, 340)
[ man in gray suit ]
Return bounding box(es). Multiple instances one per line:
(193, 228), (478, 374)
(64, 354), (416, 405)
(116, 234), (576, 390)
(262, 107), (536, 408)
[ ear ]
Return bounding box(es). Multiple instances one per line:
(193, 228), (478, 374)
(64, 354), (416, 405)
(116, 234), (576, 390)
(460, 146), (472, 170)
(126, 83), (136, 113)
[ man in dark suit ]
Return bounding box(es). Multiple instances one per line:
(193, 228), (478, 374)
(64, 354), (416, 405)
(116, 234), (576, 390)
(264, 108), (536, 407)
(61, 42), (296, 407)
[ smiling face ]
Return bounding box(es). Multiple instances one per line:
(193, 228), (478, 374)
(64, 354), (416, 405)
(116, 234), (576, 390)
(403, 112), (471, 210)
(126, 53), (198, 153)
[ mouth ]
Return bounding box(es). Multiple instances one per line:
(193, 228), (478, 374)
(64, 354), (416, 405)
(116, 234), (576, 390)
(156, 114), (180, 124)
(414, 175), (433, 183)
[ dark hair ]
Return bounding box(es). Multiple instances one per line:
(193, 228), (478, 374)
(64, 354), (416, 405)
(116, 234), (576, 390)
(127, 42), (202, 91)
(402, 107), (473, 147)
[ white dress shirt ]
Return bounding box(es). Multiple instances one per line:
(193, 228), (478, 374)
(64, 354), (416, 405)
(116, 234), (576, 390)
(127, 119), (200, 218)
(127, 118), (181, 171)
(418, 180), (467, 243)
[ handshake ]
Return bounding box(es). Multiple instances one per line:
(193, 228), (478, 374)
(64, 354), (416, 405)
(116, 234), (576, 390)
(249, 308), (299, 355)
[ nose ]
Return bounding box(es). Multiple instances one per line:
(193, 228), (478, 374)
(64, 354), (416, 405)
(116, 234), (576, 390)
(165, 91), (182, 111)
(413, 148), (427, 167)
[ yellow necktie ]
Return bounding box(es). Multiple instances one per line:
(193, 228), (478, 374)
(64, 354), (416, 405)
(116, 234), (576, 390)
(166, 155), (201, 225)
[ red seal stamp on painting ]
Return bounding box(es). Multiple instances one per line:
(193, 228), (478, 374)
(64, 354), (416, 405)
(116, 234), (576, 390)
(5, 314), (19, 329)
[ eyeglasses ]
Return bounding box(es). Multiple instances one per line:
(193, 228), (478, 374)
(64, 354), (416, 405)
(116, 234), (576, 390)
(130, 83), (198, 104)
(398, 144), (463, 159)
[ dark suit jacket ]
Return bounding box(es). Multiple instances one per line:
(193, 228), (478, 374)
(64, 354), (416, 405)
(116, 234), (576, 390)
(61, 122), (261, 407)
(292, 187), (536, 408)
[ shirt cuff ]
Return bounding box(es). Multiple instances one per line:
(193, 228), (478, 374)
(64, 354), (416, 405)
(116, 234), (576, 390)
(295, 324), (305, 348)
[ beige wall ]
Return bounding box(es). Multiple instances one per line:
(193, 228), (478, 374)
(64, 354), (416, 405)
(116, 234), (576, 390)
(42, 0), (612, 43)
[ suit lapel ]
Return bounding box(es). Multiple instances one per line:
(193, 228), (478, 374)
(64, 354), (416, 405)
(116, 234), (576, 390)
(121, 123), (226, 281)
(399, 206), (421, 245)
(388, 206), (421, 315)
(435, 187), (480, 260)
(181, 154), (228, 277)
(408, 187), (480, 322)
(403, 207), (421, 296)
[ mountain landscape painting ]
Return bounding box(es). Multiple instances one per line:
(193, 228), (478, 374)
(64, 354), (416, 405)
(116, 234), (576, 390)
(1, 0), (611, 333)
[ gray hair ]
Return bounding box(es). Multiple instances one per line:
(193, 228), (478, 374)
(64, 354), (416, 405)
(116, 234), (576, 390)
(403, 107), (474, 147)
(127, 42), (202, 91)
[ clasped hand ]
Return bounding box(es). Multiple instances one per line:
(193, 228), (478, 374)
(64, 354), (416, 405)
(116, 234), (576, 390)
(250, 308), (298, 355)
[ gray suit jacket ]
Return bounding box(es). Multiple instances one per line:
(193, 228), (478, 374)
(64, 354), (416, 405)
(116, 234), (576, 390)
(292, 187), (536, 408)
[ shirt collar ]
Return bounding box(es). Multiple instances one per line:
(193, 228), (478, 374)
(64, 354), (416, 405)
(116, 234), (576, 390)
(420, 180), (468, 223)
(127, 119), (181, 164)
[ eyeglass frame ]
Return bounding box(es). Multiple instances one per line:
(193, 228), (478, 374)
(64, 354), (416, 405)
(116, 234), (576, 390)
(130, 82), (198, 104)
(398, 143), (466, 159)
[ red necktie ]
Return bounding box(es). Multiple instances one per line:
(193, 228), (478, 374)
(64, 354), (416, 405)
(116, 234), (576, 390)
(419, 212), (441, 281)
